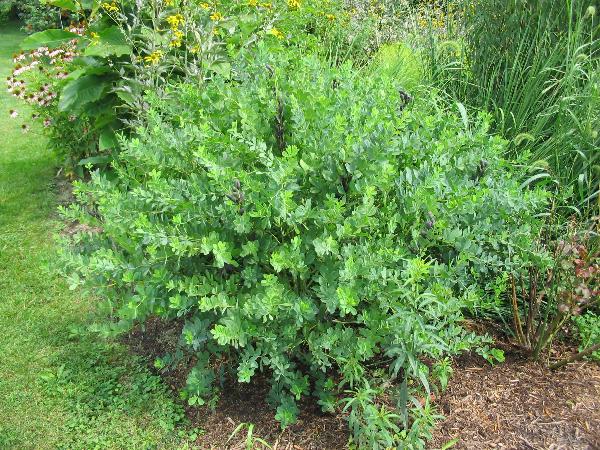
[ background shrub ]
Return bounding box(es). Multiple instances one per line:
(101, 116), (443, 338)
(0, 0), (14, 23)
(61, 46), (546, 448)
(0, 0), (63, 31)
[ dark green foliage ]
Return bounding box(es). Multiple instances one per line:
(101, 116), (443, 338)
(0, 0), (63, 32)
(61, 47), (546, 447)
(0, 0), (14, 23)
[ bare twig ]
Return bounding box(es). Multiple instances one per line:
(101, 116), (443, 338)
(549, 342), (600, 370)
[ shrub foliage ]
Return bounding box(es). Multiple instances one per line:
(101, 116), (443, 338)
(62, 49), (546, 447)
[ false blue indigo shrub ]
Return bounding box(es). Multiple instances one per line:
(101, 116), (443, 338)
(61, 45), (547, 448)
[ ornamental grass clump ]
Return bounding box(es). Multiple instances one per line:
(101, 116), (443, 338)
(61, 46), (547, 448)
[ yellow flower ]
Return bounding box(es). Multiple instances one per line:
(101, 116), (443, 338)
(199, 2), (210, 9)
(248, 0), (258, 6)
(210, 11), (223, 21)
(144, 50), (163, 65)
(164, 0), (176, 5)
(287, 0), (300, 9)
(326, 13), (335, 21)
(101, 2), (119, 13)
(166, 14), (185, 30)
(170, 29), (184, 47)
(260, 2), (272, 8)
(89, 31), (100, 46)
(190, 45), (200, 54)
(267, 27), (284, 39)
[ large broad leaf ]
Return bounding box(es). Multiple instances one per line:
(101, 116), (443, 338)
(85, 26), (131, 58)
(99, 129), (118, 151)
(21, 29), (81, 50)
(58, 75), (108, 113)
(42, 0), (79, 10)
(80, 0), (99, 8)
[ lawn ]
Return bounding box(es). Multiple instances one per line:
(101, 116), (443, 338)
(0, 22), (188, 449)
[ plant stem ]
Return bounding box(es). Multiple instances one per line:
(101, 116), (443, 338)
(509, 274), (526, 346)
(549, 342), (600, 370)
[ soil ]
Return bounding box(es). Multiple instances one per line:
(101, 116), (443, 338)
(123, 318), (600, 450)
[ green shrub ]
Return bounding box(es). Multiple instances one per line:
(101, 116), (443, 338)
(0, 0), (63, 32)
(61, 47), (546, 448)
(19, 0), (63, 33)
(0, 0), (15, 23)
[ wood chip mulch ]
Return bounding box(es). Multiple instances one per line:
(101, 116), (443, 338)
(429, 352), (600, 450)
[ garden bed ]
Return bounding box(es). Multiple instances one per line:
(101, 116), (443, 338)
(125, 320), (600, 449)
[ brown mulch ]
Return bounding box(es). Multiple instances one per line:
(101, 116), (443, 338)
(123, 318), (600, 449)
(429, 351), (600, 450)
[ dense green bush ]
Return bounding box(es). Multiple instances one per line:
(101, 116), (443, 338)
(19, 0), (63, 33)
(0, 0), (63, 31)
(61, 46), (546, 447)
(0, 0), (14, 23)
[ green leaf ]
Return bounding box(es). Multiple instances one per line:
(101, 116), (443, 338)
(520, 172), (552, 189)
(78, 155), (112, 166)
(441, 438), (459, 450)
(336, 286), (359, 316)
(21, 29), (81, 50)
(42, 0), (79, 10)
(58, 75), (108, 113)
(80, 0), (98, 8)
(275, 397), (299, 429)
(456, 102), (469, 131)
(99, 130), (118, 151)
(397, 374), (408, 429)
(85, 26), (131, 58)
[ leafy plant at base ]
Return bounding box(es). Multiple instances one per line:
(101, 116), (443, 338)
(227, 422), (272, 450)
(61, 47), (547, 448)
(572, 312), (600, 361)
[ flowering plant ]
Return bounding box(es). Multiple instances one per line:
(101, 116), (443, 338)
(10, 0), (352, 174)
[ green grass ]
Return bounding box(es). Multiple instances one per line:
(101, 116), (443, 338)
(0, 22), (189, 449)
(426, 0), (599, 212)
